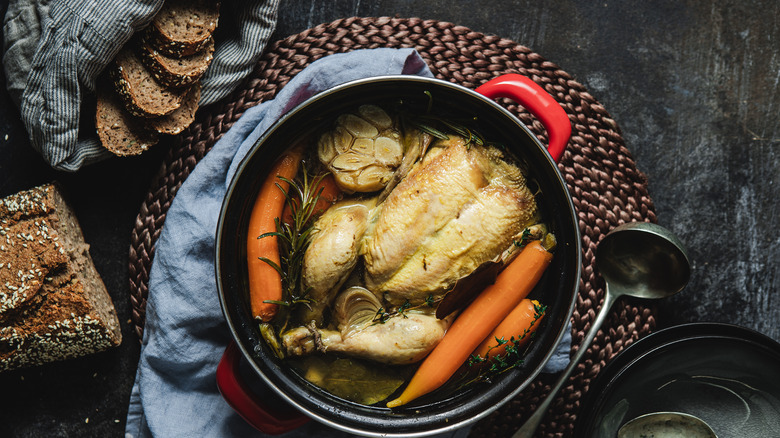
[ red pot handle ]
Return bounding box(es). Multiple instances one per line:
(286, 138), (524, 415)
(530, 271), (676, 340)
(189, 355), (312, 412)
(216, 341), (310, 434)
(475, 74), (571, 163)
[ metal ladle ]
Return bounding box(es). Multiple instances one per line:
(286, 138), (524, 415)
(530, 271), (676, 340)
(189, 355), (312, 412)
(513, 222), (692, 438)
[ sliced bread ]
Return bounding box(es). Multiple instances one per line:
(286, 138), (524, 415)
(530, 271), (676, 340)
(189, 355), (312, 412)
(96, 82), (159, 156)
(1, 183), (122, 372)
(140, 36), (214, 89)
(112, 47), (188, 118)
(146, 0), (221, 57)
(149, 82), (201, 135)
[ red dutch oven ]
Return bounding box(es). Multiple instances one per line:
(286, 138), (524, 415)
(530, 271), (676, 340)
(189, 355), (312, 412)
(215, 74), (581, 437)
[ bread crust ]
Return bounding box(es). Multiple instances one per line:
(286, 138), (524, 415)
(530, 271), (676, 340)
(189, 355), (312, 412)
(92, 0), (219, 156)
(140, 37), (215, 89)
(95, 81), (160, 156)
(146, 0), (220, 57)
(112, 48), (187, 118)
(0, 184), (122, 372)
(149, 83), (201, 135)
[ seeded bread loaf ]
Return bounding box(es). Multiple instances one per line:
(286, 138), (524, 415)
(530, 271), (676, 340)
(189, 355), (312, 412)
(146, 0), (221, 57)
(149, 82), (201, 135)
(112, 47), (189, 118)
(96, 81), (159, 156)
(140, 36), (215, 89)
(0, 184), (122, 372)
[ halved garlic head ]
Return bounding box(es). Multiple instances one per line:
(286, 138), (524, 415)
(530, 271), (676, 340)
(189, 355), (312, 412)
(318, 105), (404, 193)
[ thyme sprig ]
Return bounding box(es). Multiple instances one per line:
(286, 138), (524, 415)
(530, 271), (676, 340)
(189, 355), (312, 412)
(513, 228), (535, 249)
(371, 295), (439, 324)
(463, 301), (548, 385)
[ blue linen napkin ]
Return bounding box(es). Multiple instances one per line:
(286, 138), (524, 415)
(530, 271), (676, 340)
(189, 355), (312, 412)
(125, 47), (571, 438)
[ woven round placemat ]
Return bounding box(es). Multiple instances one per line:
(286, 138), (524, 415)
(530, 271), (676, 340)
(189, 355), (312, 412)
(128, 16), (657, 437)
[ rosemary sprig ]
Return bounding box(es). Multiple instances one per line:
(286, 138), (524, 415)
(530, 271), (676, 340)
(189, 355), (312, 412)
(397, 91), (501, 150)
(257, 169), (327, 311)
(257, 169), (329, 357)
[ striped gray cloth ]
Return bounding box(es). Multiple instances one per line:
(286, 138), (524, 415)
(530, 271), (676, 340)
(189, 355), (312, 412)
(2, 0), (280, 172)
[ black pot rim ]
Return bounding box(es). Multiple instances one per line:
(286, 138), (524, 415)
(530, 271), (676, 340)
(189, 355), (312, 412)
(216, 74), (581, 437)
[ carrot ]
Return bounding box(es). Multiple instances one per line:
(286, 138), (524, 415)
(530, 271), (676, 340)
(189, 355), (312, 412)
(473, 298), (546, 361)
(386, 240), (553, 408)
(247, 147), (304, 322)
(310, 173), (341, 216)
(281, 173), (341, 225)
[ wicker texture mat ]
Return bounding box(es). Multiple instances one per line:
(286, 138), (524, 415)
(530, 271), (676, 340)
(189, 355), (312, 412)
(128, 17), (657, 437)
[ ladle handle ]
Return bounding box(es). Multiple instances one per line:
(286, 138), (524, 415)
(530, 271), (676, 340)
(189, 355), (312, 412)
(475, 74), (571, 163)
(512, 290), (619, 438)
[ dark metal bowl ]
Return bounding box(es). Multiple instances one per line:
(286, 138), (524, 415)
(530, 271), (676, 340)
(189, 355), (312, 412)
(575, 322), (780, 438)
(215, 75), (581, 436)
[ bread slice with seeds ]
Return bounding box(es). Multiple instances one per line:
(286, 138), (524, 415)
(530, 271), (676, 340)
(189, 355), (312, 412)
(149, 82), (201, 135)
(0, 183), (122, 372)
(112, 47), (189, 118)
(95, 82), (159, 156)
(140, 36), (214, 89)
(146, 0), (221, 57)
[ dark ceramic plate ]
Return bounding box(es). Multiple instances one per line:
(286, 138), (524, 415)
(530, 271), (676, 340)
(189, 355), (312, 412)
(575, 322), (780, 438)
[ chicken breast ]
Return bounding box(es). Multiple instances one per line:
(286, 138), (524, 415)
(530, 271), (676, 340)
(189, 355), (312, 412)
(362, 136), (538, 306)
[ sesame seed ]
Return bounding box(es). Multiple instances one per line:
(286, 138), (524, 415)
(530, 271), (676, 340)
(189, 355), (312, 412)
(1, 184), (121, 371)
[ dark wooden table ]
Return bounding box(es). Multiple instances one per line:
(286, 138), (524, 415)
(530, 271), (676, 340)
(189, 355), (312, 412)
(1, 1), (778, 436)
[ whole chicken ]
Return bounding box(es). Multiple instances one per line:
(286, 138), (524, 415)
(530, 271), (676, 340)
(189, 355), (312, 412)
(284, 132), (539, 365)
